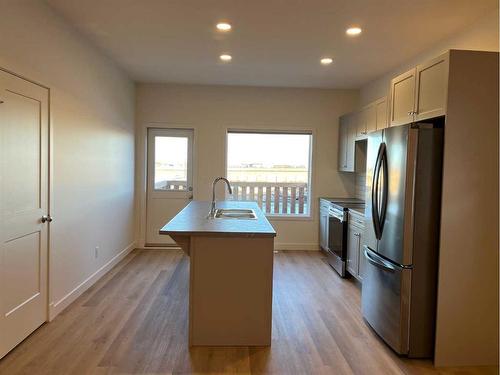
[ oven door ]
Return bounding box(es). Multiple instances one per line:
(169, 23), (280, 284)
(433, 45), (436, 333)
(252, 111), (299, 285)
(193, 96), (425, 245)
(328, 211), (346, 260)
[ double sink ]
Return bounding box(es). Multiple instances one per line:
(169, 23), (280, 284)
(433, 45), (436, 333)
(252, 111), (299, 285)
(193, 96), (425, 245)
(214, 208), (257, 220)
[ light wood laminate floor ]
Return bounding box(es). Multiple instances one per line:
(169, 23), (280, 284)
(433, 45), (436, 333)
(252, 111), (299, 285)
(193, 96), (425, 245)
(0, 249), (496, 374)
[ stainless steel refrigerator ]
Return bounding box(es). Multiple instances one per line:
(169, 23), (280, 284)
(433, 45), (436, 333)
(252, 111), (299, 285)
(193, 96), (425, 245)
(362, 120), (444, 358)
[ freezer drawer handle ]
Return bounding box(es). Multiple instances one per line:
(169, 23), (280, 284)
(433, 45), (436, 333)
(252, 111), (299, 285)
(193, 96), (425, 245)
(364, 247), (396, 273)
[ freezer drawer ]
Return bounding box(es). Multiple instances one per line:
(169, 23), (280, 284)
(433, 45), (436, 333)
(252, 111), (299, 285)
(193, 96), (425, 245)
(361, 247), (411, 355)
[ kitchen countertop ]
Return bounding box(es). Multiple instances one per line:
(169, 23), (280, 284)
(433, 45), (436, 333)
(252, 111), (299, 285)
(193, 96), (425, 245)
(320, 197), (366, 217)
(349, 207), (365, 216)
(319, 197), (364, 204)
(159, 200), (276, 238)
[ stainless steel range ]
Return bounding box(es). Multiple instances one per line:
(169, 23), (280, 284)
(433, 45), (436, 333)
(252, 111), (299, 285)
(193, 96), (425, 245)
(320, 198), (365, 277)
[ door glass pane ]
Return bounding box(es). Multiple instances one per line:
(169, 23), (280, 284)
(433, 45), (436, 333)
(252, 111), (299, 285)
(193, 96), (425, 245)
(154, 136), (188, 191)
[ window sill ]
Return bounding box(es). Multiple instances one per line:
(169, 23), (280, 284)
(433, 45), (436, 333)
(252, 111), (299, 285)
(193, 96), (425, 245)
(266, 214), (313, 222)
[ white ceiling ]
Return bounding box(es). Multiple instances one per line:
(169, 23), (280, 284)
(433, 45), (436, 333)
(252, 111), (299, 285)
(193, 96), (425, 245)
(47, 0), (498, 88)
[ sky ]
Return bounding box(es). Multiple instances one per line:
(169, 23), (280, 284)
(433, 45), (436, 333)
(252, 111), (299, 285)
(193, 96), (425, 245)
(227, 133), (311, 167)
(155, 136), (188, 166)
(155, 133), (311, 168)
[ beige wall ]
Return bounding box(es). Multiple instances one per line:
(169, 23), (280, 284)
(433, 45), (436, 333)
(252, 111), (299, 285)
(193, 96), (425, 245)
(135, 83), (358, 249)
(360, 11), (499, 105)
(0, 0), (136, 318)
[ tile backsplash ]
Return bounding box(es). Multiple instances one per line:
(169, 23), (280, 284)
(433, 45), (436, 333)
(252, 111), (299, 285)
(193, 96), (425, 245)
(355, 172), (367, 201)
(354, 140), (367, 201)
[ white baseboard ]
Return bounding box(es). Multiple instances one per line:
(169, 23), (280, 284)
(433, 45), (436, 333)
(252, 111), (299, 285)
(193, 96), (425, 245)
(49, 241), (137, 320)
(138, 245), (182, 250)
(274, 243), (319, 251)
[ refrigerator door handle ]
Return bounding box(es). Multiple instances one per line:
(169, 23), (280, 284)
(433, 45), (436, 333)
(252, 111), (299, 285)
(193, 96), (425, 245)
(364, 246), (396, 272)
(379, 143), (388, 234)
(371, 143), (385, 240)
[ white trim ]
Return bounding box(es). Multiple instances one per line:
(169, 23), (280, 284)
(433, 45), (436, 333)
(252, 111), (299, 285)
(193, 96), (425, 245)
(267, 215), (313, 222)
(48, 241), (136, 320)
(136, 246), (182, 250)
(274, 243), (320, 251)
(223, 127), (315, 218)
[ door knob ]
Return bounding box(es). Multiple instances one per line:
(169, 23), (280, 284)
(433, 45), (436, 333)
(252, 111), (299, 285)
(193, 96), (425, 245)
(41, 215), (53, 223)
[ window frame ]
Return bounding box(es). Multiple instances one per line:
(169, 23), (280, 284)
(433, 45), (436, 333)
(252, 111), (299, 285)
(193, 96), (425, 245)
(224, 128), (314, 219)
(147, 127), (194, 199)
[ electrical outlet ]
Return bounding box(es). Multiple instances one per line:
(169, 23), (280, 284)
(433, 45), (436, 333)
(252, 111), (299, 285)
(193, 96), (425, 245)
(94, 246), (99, 259)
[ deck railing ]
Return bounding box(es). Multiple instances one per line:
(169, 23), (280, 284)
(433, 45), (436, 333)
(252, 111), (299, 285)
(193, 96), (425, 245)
(229, 181), (308, 215)
(155, 180), (309, 215)
(155, 180), (187, 190)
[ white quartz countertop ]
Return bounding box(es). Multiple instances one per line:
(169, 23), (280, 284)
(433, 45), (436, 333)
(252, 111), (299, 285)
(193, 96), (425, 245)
(159, 201), (276, 237)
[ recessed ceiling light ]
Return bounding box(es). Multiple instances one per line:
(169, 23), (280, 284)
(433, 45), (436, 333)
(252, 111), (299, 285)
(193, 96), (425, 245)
(216, 22), (232, 31)
(320, 57), (333, 65)
(346, 27), (362, 36)
(220, 54), (232, 62)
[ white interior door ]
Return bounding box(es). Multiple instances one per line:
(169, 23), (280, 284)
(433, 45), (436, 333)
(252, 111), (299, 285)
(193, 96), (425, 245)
(0, 70), (49, 359)
(146, 128), (193, 246)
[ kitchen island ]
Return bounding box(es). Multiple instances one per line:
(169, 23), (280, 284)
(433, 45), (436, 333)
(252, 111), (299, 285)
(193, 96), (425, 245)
(160, 200), (276, 346)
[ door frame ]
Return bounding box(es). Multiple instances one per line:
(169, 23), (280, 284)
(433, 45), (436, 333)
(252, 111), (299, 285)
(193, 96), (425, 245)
(137, 123), (197, 249)
(0, 67), (53, 323)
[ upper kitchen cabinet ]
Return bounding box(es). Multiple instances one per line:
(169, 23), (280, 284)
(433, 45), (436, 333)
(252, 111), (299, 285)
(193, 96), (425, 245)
(389, 68), (417, 127)
(390, 52), (449, 126)
(358, 97), (387, 137)
(363, 103), (377, 138)
(375, 97), (388, 130)
(354, 110), (366, 139)
(338, 115), (348, 171)
(415, 52), (449, 121)
(338, 113), (356, 172)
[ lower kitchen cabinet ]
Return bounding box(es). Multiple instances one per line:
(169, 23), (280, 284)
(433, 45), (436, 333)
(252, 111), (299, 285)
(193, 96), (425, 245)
(346, 224), (360, 277)
(358, 229), (367, 280)
(347, 212), (365, 281)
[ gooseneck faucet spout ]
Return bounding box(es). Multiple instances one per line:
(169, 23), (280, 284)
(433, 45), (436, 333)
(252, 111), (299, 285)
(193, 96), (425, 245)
(209, 177), (233, 218)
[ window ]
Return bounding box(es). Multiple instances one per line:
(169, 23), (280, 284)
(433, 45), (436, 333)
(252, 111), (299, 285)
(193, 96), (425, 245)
(226, 130), (312, 216)
(148, 128), (193, 192)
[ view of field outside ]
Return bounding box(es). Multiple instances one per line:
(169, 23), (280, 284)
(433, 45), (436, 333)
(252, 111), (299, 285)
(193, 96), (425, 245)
(227, 132), (311, 183)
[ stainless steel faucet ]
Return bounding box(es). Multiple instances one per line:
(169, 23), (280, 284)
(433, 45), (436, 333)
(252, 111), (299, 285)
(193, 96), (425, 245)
(209, 177), (232, 218)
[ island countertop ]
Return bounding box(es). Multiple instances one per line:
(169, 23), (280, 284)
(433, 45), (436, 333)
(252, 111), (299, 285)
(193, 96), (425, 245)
(159, 200), (276, 237)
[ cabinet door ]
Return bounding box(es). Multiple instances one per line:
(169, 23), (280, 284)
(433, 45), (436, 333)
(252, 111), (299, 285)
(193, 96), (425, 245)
(415, 52), (449, 121)
(347, 224), (360, 277)
(375, 97), (388, 130)
(364, 104), (377, 134)
(390, 68), (416, 127)
(338, 115), (348, 171)
(345, 114), (356, 172)
(356, 110), (367, 139)
(358, 231), (367, 281)
(319, 207), (329, 250)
